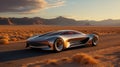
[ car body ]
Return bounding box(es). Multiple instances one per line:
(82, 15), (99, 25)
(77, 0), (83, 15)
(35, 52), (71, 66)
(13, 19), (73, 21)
(26, 30), (99, 52)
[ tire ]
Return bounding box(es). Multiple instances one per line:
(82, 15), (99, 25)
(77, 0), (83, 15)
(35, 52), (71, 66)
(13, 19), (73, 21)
(85, 37), (98, 47)
(92, 37), (98, 46)
(54, 38), (64, 52)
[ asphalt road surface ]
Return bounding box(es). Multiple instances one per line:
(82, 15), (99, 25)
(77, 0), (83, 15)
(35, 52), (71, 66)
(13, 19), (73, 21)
(0, 34), (120, 67)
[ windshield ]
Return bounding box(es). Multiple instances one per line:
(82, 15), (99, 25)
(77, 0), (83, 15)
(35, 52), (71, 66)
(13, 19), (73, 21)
(40, 31), (62, 36)
(40, 30), (85, 37)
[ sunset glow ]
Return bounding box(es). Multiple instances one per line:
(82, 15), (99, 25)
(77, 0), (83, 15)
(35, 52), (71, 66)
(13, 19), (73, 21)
(0, 0), (120, 20)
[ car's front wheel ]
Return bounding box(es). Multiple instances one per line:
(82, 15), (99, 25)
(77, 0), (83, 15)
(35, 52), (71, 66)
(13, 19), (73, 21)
(54, 38), (64, 52)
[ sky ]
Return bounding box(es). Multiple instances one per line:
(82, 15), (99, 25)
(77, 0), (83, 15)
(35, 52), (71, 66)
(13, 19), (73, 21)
(0, 0), (120, 20)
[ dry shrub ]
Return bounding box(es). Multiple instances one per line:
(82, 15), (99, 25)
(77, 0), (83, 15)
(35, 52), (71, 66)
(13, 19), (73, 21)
(22, 53), (101, 67)
(10, 38), (17, 41)
(0, 39), (9, 44)
(0, 36), (2, 39)
(25, 34), (33, 39)
(93, 55), (103, 59)
(0, 35), (9, 40)
(72, 53), (98, 64)
(60, 57), (72, 63)
(45, 59), (58, 65)
(29, 33), (33, 37)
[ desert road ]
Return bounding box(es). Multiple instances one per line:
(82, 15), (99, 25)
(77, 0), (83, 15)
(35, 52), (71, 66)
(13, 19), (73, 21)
(0, 34), (120, 67)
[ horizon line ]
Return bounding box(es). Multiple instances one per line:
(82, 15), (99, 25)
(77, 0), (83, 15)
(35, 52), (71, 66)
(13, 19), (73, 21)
(0, 16), (120, 21)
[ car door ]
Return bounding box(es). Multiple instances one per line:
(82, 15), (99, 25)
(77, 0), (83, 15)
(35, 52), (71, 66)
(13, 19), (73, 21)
(62, 31), (87, 46)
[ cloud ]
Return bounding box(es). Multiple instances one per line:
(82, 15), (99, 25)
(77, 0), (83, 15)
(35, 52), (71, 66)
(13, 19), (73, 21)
(47, 0), (65, 8)
(0, 0), (66, 13)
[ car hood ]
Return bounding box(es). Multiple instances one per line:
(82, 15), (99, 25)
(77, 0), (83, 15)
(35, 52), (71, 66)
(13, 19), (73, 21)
(27, 35), (57, 42)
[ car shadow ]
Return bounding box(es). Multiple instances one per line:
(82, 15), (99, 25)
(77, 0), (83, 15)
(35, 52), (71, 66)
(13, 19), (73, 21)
(64, 45), (90, 52)
(0, 45), (91, 62)
(0, 48), (53, 62)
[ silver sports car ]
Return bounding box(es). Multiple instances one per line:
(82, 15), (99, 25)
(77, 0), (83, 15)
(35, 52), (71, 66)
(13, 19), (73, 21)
(26, 30), (99, 52)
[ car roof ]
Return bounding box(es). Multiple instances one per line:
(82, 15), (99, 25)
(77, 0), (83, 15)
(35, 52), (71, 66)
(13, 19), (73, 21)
(56, 30), (79, 32)
(41, 30), (85, 36)
(54, 30), (85, 34)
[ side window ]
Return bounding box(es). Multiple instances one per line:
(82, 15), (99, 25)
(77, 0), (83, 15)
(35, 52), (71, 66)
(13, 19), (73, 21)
(68, 31), (74, 34)
(72, 31), (80, 34)
(62, 31), (77, 35)
(62, 32), (69, 35)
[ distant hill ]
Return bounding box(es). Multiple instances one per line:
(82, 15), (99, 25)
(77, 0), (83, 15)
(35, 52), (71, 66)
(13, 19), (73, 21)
(0, 16), (120, 26)
(0, 18), (13, 25)
(43, 16), (89, 26)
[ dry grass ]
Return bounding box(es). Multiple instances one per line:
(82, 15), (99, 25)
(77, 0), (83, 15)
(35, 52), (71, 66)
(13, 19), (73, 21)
(60, 57), (72, 63)
(22, 46), (120, 67)
(45, 59), (58, 65)
(72, 53), (98, 64)
(10, 38), (17, 41)
(22, 53), (99, 67)
(0, 25), (119, 44)
(0, 39), (9, 44)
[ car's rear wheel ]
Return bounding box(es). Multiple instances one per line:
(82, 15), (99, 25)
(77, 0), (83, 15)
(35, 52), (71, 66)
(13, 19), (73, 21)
(92, 37), (98, 46)
(54, 38), (64, 52)
(85, 37), (98, 47)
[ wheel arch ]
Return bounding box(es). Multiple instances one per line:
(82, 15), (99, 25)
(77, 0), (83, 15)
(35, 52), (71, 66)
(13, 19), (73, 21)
(53, 37), (67, 49)
(86, 34), (99, 45)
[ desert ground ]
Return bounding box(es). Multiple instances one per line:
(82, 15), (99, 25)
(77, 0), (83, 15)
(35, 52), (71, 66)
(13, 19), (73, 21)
(0, 25), (119, 43)
(22, 45), (120, 67)
(0, 25), (120, 67)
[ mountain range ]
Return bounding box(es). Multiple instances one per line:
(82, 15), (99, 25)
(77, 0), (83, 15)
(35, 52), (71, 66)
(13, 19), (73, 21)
(0, 16), (120, 26)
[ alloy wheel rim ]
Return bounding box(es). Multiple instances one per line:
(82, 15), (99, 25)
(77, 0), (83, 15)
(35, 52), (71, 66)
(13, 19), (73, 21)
(93, 39), (97, 45)
(55, 39), (63, 51)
